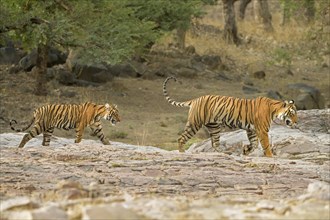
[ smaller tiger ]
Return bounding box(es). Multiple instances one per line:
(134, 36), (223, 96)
(10, 102), (120, 148)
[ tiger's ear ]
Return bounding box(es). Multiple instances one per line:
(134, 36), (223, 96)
(105, 103), (110, 109)
(284, 100), (294, 107)
(113, 104), (117, 109)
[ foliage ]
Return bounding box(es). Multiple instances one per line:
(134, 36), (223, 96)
(125, 0), (205, 33)
(1, 1), (160, 64)
(0, 0), (208, 65)
(279, 0), (316, 23)
(315, 0), (330, 24)
(279, 0), (300, 21)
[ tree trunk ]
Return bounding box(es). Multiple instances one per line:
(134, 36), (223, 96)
(303, 0), (315, 23)
(222, 0), (240, 45)
(280, 0), (290, 26)
(239, 0), (252, 20)
(34, 44), (48, 96)
(174, 28), (186, 50)
(255, 0), (273, 32)
(280, 0), (315, 26)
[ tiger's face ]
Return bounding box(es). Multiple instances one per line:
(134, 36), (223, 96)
(104, 104), (121, 125)
(277, 100), (297, 128)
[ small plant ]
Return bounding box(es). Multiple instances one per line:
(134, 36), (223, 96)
(184, 137), (203, 150)
(133, 122), (149, 146)
(270, 48), (292, 68)
(111, 163), (125, 168)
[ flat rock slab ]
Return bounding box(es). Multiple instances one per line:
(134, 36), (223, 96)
(0, 109), (329, 219)
(0, 134), (329, 219)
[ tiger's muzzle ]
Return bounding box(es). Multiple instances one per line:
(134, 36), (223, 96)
(111, 118), (117, 125)
(106, 115), (120, 126)
(285, 118), (297, 129)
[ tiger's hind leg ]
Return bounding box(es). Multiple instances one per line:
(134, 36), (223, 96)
(205, 123), (221, 152)
(91, 122), (110, 145)
(75, 121), (88, 144)
(42, 128), (54, 146)
(178, 122), (201, 152)
(243, 130), (259, 155)
(18, 124), (42, 148)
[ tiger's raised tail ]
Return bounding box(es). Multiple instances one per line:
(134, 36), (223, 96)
(10, 118), (34, 132)
(163, 76), (191, 107)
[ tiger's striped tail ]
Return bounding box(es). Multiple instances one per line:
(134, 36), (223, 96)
(10, 118), (34, 132)
(163, 76), (190, 107)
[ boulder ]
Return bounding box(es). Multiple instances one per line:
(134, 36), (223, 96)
(215, 72), (232, 81)
(6, 205), (67, 220)
(0, 197), (38, 212)
(200, 54), (221, 70)
(242, 85), (261, 94)
(267, 90), (283, 100)
(286, 83), (325, 109)
(296, 109), (329, 133)
(31, 205), (67, 220)
(253, 70), (266, 79)
(47, 48), (67, 66)
(73, 63), (112, 83)
(184, 45), (196, 55)
(18, 48), (67, 71)
(107, 63), (141, 78)
(299, 181), (330, 201)
(54, 68), (100, 87)
(190, 54), (205, 71)
(55, 69), (76, 85)
(0, 47), (21, 65)
(176, 67), (198, 78)
(81, 204), (147, 220)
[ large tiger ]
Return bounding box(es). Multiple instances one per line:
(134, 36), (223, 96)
(163, 76), (298, 157)
(10, 102), (120, 148)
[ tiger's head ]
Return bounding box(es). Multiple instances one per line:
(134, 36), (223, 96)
(104, 103), (121, 125)
(276, 100), (298, 128)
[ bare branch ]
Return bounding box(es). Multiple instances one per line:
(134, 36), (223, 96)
(0, 17), (50, 33)
(30, 17), (50, 25)
(54, 0), (71, 11)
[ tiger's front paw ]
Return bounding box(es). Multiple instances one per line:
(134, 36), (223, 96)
(178, 147), (185, 153)
(102, 139), (110, 145)
(75, 139), (81, 143)
(271, 146), (277, 156)
(243, 145), (253, 155)
(264, 150), (273, 157)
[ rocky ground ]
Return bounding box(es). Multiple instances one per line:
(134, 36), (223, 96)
(0, 109), (329, 220)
